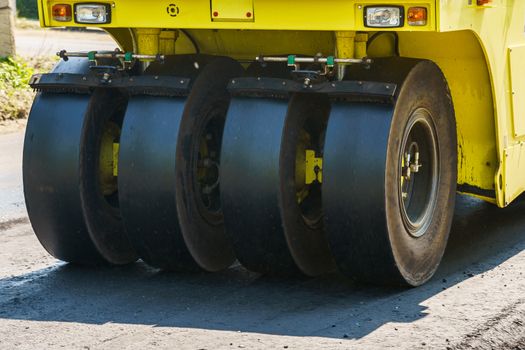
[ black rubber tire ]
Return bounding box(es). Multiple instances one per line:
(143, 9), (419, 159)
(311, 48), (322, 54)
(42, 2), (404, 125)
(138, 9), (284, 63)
(221, 93), (335, 276)
(221, 97), (295, 274)
(23, 58), (137, 265)
(323, 59), (457, 286)
(119, 95), (195, 270)
(80, 88), (137, 264)
(280, 94), (336, 276)
(176, 57), (243, 271)
(118, 55), (241, 271)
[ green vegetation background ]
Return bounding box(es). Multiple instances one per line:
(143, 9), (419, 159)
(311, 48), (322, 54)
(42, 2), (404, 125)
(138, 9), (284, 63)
(17, 0), (38, 19)
(0, 57), (57, 120)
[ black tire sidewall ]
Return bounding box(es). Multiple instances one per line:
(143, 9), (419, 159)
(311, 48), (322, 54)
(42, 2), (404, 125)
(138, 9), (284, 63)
(385, 61), (457, 286)
(80, 88), (137, 265)
(280, 93), (335, 276)
(175, 57), (243, 271)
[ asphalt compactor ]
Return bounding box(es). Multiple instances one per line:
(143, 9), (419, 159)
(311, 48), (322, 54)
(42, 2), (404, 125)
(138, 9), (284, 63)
(24, 1), (525, 286)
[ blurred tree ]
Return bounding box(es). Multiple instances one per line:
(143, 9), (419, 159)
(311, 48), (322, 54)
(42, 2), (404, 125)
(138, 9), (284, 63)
(16, 0), (37, 19)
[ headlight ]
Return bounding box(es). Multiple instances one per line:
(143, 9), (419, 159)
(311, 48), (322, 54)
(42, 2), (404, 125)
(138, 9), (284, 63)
(75, 3), (111, 24)
(365, 6), (403, 28)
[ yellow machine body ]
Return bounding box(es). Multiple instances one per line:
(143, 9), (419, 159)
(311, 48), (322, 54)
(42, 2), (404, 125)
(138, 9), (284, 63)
(37, 0), (525, 207)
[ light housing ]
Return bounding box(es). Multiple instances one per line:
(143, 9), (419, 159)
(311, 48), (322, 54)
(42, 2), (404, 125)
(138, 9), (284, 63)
(52, 4), (72, 22)
(74, 3), (111, 24)
(365, 6), (403, 28)
(407, 7), (427, 26)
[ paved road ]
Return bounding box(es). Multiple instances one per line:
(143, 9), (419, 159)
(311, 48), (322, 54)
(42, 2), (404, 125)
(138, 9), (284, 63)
(0, 129), (524, 349)
(0, 131), (26, 222)
(15, 28), (117, 57)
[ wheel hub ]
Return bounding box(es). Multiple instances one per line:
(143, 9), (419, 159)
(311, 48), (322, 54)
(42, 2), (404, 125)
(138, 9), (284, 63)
(398, 109), (439, 238)
(195, 113), (224, 224)
(99, 121), (120, 198)
(295, 122), (324, 229)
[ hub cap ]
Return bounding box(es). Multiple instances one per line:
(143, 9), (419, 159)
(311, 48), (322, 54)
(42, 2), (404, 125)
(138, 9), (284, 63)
(398, 108), (439, 238)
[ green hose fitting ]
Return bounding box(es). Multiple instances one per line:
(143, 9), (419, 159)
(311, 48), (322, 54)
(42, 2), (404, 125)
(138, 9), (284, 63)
(87, 51), (97, 62)
(124, 52), (133, 63)
(326, 56), (335, 67)
(287, 55), (296, 66)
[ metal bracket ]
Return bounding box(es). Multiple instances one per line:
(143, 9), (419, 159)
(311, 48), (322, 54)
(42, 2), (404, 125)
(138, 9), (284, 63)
(258, 55), (372, 66)
(305, 150), (323, 184)
(228, 77), (397, 102)
(29, 73), (191, 97)
(256, 55), (373, 84)
(57, 49), (165, 70)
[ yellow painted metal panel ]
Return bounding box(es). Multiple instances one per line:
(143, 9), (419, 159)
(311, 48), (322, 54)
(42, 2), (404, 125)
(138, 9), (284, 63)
(211, 0), (254, 22)
(399, 30), (498, 200)
(305, 150), (323, 184)
(113, 143), (119, 177)
(503, 142), (525, 205)
(37, 0), (45, 26)
(41, 0), (435, 31)
(176, 30), (335, 60)
(135, 28), (161, 56)
(508, 46), (525, 138)
(438, 0), (525, 206)
(37, 0), (525, 206)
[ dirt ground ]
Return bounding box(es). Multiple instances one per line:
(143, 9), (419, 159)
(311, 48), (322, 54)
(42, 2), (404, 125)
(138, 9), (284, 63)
(0, 125), (524, 349)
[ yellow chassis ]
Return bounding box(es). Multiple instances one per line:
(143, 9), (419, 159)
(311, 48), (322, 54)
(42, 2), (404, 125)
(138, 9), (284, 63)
(38, 0), (525, 207)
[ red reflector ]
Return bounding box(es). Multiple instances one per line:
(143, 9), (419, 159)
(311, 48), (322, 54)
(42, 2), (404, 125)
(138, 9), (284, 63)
(52, 4), (72, 22)
(477, 0), (492, 5)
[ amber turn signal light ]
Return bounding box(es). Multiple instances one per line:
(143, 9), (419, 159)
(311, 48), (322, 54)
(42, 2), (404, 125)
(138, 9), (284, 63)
(407, 7), (427, 26)
(52, 4), (72, 22)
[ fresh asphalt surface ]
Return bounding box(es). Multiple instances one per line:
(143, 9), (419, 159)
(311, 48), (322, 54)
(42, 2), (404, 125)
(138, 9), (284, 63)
(1, 28), (524, 349)
(0, 128), (524, 349)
